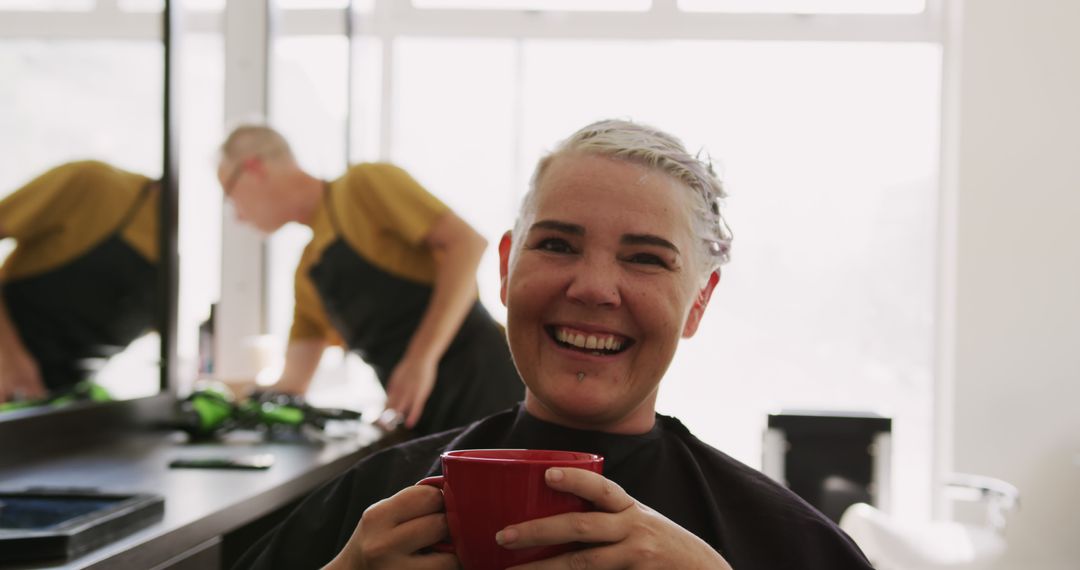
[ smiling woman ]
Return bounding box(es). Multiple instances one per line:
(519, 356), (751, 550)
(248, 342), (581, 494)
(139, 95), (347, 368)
(500, 120), (733, 438)
(235, 120), (874, 570)
(503, 151), (715, 434)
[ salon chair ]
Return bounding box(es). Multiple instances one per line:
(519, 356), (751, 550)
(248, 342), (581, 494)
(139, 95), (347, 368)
(839, 473), (1020, 570)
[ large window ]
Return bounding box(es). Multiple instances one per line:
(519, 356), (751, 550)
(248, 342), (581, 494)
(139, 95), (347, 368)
(0, 40), (162, 190)
(1, 0), (948, 526)
(261, 2), (943, 521)
(393, 38), (941, 521)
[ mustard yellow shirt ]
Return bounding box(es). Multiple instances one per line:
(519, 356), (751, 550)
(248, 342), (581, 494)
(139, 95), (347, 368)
(0, 161), (158, 282)
(290, 163), (450, 344)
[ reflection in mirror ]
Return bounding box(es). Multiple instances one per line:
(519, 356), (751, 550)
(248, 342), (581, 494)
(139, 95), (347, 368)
(0, 37), (163, 413)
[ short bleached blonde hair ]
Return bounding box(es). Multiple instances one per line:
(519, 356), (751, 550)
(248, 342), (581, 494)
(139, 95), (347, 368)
(514, 119), (732, 281)
(219, 124), (295, 167)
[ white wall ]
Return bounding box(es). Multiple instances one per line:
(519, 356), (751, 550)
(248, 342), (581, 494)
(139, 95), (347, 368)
(951, 1), (1080, 568)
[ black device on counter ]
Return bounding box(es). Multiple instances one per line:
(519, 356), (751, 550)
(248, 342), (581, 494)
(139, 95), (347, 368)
(0, 487), (164, 563)
(169, 453), (275, 470)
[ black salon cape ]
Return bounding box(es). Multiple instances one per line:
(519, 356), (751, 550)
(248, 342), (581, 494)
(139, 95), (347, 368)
(235, 405), (873, 570)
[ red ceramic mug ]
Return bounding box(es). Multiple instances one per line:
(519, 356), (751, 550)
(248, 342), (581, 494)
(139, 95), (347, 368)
(417, 449), (604, 570)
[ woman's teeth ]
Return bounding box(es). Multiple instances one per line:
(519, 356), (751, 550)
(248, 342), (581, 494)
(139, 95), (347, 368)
(552, 327), (627, 354)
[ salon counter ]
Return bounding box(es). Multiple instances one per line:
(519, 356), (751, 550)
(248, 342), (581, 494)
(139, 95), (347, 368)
(0, 425), (401, 570)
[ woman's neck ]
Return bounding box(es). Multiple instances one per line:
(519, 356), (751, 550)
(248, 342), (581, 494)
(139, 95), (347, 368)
(522, 393), (657, 435)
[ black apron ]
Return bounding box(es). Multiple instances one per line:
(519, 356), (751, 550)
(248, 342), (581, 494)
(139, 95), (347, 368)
(308, 185), (523, 435)
(1, 183), (158, 391)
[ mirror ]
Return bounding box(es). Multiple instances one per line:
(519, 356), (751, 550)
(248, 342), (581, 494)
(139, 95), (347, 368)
(0, 1), (175, 417)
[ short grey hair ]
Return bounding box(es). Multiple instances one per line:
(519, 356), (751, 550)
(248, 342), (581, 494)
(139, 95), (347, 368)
(513, 119), (732, 281)
(219, 124), (295, 167)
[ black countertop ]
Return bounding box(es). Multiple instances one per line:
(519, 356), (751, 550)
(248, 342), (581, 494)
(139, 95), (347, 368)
(0, 425), (393, 569)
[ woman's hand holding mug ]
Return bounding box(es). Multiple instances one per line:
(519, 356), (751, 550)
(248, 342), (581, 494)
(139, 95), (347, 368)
(495, 467), (734, 569)
(326, 484), (459, 570)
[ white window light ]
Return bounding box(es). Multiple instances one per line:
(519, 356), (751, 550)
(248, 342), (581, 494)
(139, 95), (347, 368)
(412, 0), (651, 11)
(679, 0), (926, 14)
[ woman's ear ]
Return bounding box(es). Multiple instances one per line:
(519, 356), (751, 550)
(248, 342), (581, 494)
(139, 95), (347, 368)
(498, 231), (513, 307)
(682, 271), (720, 338)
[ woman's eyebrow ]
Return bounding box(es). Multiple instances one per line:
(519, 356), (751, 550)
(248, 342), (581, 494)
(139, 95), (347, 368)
(529, 221), (679, 254)
(622, 233), (680, 254)
(530, 219), (584, 235)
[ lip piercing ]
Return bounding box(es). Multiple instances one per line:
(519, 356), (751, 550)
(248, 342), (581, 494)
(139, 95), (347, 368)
(577, 372), (585, 382)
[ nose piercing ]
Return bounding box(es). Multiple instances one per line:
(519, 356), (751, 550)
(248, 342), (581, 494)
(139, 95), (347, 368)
(577, 372), (585, 382)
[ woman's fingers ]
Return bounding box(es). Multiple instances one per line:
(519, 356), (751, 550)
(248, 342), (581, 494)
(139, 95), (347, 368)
(544, 468), (635, 513)
(367, 484), (445, 527)
(386, 511), (452, 555)
(351, 486), (461, 569)
(409, 553), (462, 570)
(496, 511), (624, 550)
(496, 469), (635, 550)
(508, 544), (623, 570)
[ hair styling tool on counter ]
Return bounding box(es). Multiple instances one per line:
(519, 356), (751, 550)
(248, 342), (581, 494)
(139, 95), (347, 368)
(173, 381), (361, 440)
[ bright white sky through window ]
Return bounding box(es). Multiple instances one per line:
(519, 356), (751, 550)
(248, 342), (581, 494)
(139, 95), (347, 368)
(389, 38), (941, 522)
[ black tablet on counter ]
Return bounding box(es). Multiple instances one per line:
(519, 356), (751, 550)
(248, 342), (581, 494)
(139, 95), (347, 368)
(0, 487), (164, 563)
